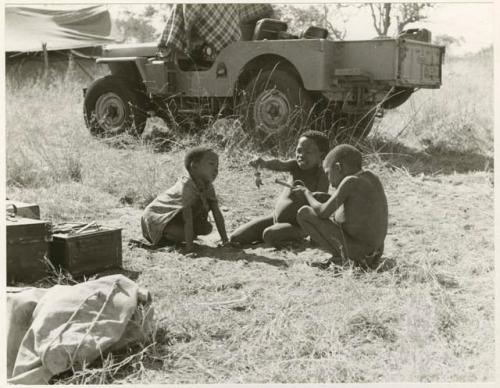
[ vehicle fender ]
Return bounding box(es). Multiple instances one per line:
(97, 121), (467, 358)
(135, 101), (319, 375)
(220, 40), (329, 93)
(96, 57), (148, 89)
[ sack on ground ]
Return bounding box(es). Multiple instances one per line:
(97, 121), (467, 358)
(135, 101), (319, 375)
(7, 275), (154, 385)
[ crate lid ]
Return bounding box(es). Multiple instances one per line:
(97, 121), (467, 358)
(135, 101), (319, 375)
(51, 222), (121, 238)
(6, 216), (50, 226)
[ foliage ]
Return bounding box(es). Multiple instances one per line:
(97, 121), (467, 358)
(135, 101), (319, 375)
(274, 5), (347, 39)
(434, 34), (465, 49)
(115, 13), (158, 43)
(113, 5), (172, 43)
(367, 3), (433, 37)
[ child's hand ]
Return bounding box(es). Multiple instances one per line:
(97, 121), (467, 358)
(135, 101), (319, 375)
(249, 157), (264, 169)
(291, 185), (309, 201)
(217, 239), (231, 248)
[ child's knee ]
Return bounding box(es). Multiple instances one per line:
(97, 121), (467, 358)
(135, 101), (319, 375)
(229, 233), (242, 244)
(274, 199), (300, 224)
(262, 226), (277, 245)
(297, 205), (316, 223)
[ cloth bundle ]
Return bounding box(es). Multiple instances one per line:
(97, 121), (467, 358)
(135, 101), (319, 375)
(7, 275), (153, 385)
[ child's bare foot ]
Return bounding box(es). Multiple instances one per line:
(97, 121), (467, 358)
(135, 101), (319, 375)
(309, 256), (343, 270)
(228, 240), (243, 248)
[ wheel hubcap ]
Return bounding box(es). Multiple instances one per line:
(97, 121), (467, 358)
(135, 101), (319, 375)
(253, 89), (291, 134)
(95, 92), (127, 133)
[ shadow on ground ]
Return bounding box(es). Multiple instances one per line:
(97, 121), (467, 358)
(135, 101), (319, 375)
(195, 245), (289, 268)
(364, 137), (493, 176)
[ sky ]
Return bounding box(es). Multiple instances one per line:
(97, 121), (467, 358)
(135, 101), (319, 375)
(3, 2), (495, 56)
(108, 2), (494, 56)
(341, 3), (493, 55)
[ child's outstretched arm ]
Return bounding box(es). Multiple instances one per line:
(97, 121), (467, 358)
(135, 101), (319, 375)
(250, 157), (296, 172)
(182, 206), (195, 251)
(210, 201), (229, 244)
(295, 177), (355, 219)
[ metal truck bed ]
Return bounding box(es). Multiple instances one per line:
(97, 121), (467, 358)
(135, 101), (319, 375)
(328, 38), (443, 88)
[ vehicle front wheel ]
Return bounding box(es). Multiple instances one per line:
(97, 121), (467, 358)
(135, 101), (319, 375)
(239, 69), (313, 137)
(84, 75), (147, 137)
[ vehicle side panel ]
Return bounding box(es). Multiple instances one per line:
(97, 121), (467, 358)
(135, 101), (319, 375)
(325, 40), (398, 83)
(173, 40), (328, 97)
(100, 39), (443, 97)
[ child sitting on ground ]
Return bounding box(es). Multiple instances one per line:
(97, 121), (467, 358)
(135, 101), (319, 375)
(293, 144), (388, 268)
(141, 147), (228, 252)
(230, 130), (330, 248)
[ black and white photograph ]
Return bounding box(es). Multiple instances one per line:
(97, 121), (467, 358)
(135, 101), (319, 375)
(4, 1), (496, 385)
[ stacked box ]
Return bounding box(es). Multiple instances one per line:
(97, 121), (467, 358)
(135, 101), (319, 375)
(49, 226), (122, 277)
(6, 217), (51, 283)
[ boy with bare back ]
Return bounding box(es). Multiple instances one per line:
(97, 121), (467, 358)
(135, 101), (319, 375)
(294, 144), (388, 268)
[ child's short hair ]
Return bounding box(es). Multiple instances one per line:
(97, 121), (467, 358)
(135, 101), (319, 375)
(300, 130), (329, 155)
(184, 146), (216, 172)
(325, 144), (362, 170)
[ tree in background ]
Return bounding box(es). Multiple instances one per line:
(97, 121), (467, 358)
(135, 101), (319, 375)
(367, 3), (392, 37)
(433, 34), (465, 56)
(115, 4), (171, 43)
(274, 4), (348, 39)
(434, 34), (464, 49)
(367, 3), (433, 37)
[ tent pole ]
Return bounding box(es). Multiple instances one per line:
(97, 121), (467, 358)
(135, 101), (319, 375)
(42, 42), (49, 77)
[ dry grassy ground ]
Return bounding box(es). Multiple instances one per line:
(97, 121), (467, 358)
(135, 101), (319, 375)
(5, 50), (494, 383)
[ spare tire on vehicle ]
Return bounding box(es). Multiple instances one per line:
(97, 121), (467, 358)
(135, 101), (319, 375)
(84, 75), (148, 137)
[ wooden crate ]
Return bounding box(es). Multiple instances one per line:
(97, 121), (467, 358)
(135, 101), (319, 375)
(6, 200), (40, 219)
(49, 226), (122, 277)
(7, 217), (51, 283)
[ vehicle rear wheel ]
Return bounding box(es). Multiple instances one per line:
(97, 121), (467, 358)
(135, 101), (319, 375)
(381, 87), (414, 109)
(84, 75), (147, 137)
(239, 69), (313, 137)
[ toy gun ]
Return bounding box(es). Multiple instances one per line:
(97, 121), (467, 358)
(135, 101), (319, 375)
(274, 179), (305, 189)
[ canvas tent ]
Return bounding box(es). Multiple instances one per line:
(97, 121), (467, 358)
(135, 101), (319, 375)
(5, 5), (122, 79)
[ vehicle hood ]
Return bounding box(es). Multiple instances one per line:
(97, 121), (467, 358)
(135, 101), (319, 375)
(102, 42), (157, 58)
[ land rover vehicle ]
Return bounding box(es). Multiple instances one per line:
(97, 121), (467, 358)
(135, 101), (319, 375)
(83, 23), (444, 139)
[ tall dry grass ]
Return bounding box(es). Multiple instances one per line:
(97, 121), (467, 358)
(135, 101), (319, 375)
(7, 74), (183, 220)
(373, 48), (493, 156)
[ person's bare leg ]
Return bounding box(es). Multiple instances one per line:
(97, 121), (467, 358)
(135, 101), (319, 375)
(274, 198), (303, 225)
(296, 206), (347, 258)
(262, 222), (307, 248)
(230, 215), (274, 245)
